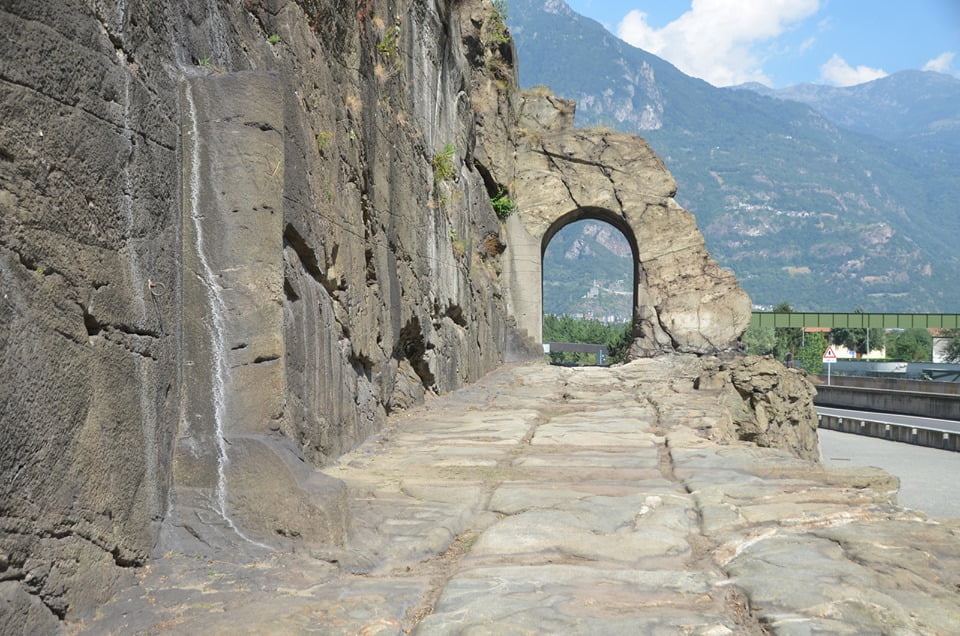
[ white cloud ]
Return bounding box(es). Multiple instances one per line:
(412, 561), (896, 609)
(616, 0), (820, 87)
(923, 51), (955, 73)
(820, 54), (887, 86)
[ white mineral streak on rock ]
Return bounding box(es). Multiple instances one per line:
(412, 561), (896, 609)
(719, 524), (778, 566)
(183, 81), (270, 551)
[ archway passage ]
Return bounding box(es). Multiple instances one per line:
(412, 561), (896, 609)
(541, 212), (636, 365)
(501, 92), (751, 357)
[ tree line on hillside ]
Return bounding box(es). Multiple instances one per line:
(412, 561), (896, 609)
(742, 302), (960, 375)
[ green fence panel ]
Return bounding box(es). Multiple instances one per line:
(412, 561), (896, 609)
(751, 313), (960, 329)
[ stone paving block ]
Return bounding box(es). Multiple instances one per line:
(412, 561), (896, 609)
(471, 501), (693, 562)
(417, 564), (735, 635)
(725, 530), (960, 634)
(488, 480), (686, 515)
(532, 413), (658, 447)
(512, 448), (661, 469)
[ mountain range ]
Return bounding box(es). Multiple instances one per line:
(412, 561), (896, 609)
(508, 0), (960, 312)
(543, 221), (633, 321)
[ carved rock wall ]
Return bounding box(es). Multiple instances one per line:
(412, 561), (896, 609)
(0, 0), (529, 622)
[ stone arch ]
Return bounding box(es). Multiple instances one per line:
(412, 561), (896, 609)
(540, 207), (639, 330)
(499, 93), (751, 357)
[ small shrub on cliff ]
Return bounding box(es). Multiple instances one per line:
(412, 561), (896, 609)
(315, 131), (333, 153)
(490, 189), (515, 220)
(267, 34), (281, 45)
(480, 232), (505, 258)
(376, 24), (401, 61)
(489, 0), (511, 45)
(449, 227), (465, 258)
(432, 143), (457, 184)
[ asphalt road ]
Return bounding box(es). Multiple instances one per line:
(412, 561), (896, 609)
(817, 406), (960, 433)
(819, 428), (960, 519)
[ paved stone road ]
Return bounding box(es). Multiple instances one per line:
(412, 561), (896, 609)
(72, 357), (960, 634)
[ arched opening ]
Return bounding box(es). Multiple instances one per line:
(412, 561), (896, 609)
(541, 208), (639, 365)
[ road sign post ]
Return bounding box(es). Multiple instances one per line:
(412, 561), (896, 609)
(822, 345), (837, 385)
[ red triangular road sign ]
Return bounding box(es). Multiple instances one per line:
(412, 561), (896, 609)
(822, 345), (837, 361)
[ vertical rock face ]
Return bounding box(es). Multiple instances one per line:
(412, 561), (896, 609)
(1, 0), (183, 620)
(0, 0), (529, 621)
(178, 71), (286, 494)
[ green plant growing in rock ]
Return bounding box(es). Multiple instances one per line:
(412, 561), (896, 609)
(489, 0), (511, 45)
(376, 24), (401, 61)
(490, 188), (515, 220)
(449, 227), (465, 258)
(267, 34), (281, 45)
(432, 143), (456, 185)
(196, 54), (212, 67)
(315, 131), (333, 153)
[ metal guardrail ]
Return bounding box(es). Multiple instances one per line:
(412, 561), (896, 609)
(818, 413), (960, 452)
(543, 342), (608, 365)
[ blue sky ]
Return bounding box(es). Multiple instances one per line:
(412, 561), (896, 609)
(563, 0), (960, 87)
